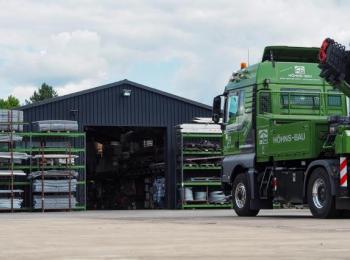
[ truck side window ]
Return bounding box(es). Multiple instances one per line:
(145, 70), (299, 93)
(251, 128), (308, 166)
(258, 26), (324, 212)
(327, 90), (342, 107)
(226, 92), (239, 123)
(260, 92), (271, 113)
(328, 95), (341, 106)
(280, 88), (320, 107)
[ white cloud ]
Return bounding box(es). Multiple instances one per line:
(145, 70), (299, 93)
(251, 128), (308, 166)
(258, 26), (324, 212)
(10, 85), (37, 103)
(56, 73), (108, 96)
(1, 30), (106, 84)
(0, 0), (349, 105)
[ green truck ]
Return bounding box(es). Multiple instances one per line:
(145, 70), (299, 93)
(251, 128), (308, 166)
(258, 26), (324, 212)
(212, 39), (350, 218)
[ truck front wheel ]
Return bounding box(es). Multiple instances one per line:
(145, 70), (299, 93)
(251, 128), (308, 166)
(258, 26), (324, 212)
(307, 167), (337, 218)
(232, 173), (259, 217)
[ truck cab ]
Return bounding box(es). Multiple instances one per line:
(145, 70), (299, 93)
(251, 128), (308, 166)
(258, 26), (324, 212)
(213, 45), (350, 218)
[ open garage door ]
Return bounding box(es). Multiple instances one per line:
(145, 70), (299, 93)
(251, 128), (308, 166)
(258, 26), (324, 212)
(85, 126), (166, 210)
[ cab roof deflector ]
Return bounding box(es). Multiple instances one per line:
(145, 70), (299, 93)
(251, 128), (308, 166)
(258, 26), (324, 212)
(262, 46), (320, 63)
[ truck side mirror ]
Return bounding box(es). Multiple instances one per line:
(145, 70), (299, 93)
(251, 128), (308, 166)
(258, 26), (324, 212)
(212, 95), (223, 124)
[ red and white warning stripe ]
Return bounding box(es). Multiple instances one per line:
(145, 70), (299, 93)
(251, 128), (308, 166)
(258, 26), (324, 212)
(340, 157), (348, 187)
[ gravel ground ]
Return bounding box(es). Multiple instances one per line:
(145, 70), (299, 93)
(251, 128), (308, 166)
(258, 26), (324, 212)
(0, 209), (349, 260)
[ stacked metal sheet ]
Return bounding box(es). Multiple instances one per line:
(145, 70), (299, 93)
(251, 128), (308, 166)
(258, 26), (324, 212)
(32, 179), (77, 193)
(0, 134), (22, 142)
(31, 154), (78, 167)
(32, 120), (78, 132)
(0, 170), (26, 176)
(0, 190), (24, 194)
(209, 191), (227, 203)
(177, 120), (221, 134)
(0, 152), (30, 160)
(32, 154), (79, 159)
(33, 195), (77, 209)
(0, 110), (23, 131)
(0, 198), (23, 209)
(28, 170), (78, 179)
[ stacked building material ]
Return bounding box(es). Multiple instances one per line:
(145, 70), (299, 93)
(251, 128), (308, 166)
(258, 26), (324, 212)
(178, 122), (221, 134)
(177, 119), (231, 209)
(30, 120), (82, 211)
(0, 135), (22, 142)
(30, 169), (78, 210)
(0, 198), (23, 209)
(0, 152), (30, 160)
(33, 195), (76, 209)
(209, 191), (227, 203)
(0, 170), (26, 176)
(0, 190), (24, 209)
(28, 170), (78, 179)
(0, 112), (27, 211)
(32, 179), (77, 193)
(32, 120), (78, 132)
(0, 152), (30, 164)
(0, 110), (23, 131)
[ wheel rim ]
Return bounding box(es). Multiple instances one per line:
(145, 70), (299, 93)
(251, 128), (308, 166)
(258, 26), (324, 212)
(312, 177), (327, 209)
(235, 182), (247, 209)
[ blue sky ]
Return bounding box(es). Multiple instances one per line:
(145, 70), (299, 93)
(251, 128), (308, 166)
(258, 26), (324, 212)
(0, 0), (350, 105)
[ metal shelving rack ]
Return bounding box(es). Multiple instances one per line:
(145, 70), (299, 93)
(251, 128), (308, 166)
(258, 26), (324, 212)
(0, 110), (28, 211)
(177, 122), (232, 209)
(19, 131), (86, 211)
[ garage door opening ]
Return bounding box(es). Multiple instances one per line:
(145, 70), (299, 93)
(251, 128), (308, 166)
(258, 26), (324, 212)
(85, 126), (166, 210)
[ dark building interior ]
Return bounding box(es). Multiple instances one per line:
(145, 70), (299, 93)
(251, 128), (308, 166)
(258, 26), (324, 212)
(85, 126), (166, 209)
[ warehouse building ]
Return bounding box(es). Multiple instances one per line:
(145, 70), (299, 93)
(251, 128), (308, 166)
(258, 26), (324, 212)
(20, 79), (211, 209)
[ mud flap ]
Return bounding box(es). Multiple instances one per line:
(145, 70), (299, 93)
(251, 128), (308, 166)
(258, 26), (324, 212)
(247, 168), (273, 210)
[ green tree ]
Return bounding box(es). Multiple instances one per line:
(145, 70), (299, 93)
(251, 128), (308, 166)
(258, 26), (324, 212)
(28, 83), (58, 104)
(0, 95), (20, 109)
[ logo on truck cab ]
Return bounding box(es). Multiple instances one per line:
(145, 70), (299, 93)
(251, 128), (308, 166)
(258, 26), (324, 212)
(288, 66), (311, 78)
(294, 66), (305, 75)
(279, 65), (317, 81)
(258, 129), (268, 145)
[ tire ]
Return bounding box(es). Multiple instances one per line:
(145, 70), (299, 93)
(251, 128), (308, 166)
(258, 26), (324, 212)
(307, 167), (338, 218)
(232, 173), (259, 217)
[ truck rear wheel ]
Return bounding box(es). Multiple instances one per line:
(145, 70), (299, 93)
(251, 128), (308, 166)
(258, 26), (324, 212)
(307, 167), (337, 218)
(232, 173), (259, 217)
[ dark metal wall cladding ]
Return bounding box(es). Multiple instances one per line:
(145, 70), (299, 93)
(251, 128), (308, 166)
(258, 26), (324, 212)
(22, 82), (212, 208)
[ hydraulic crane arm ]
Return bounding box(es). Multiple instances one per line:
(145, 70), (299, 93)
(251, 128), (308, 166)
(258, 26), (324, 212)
(319, 38), (350, 97)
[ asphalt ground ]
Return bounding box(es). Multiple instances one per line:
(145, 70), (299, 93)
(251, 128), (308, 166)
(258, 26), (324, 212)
(0, 209), (349, 260)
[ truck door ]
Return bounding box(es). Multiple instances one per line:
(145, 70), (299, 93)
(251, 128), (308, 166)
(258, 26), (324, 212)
(223, 90), (241, 154)
(223, 88), (254, 155)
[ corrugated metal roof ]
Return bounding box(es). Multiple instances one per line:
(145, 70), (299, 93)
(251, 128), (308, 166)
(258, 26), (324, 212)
(20, 79), (211, 110)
